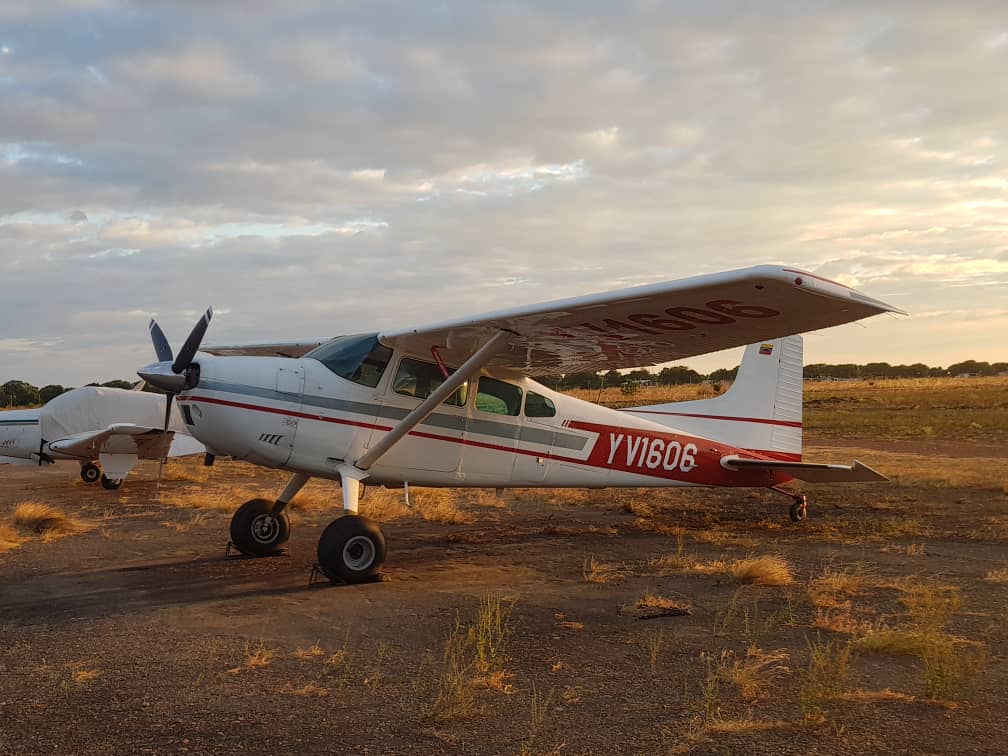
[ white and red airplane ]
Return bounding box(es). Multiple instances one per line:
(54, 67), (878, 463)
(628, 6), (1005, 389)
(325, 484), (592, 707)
(138, 265), (903, 583)
(0, 385), (204, 487)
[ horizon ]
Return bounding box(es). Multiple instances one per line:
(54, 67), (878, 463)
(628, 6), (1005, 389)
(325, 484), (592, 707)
(2, 2), (1006, 384)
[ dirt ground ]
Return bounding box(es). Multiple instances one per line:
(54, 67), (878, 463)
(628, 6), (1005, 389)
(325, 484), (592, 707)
(1, 433), (1007, 755)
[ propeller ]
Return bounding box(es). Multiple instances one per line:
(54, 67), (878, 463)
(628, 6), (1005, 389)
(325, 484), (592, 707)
(138, 308), (213, 491)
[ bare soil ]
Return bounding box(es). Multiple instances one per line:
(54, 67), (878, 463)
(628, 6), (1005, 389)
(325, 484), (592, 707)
(1, 435), (1007, 755)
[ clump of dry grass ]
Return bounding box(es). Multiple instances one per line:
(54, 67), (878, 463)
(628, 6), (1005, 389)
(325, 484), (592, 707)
(808, 565), (865, 609)
(281, 682), (330, 697)
(728, 555), (794, 587)
(73, 668), (101, 685)
(11, 501), (91, 540)
(0, 522), (26, 553)
(984, 567), (1008, 584)
(244, 640), (276, 669)
(292, 643), (324, 660)
(426, 594), (517, 723)
(800, 637), (852, 720)
(723, 648), (790, 701)
(583, 555), (626, 584)
(168, 487), (257, 512)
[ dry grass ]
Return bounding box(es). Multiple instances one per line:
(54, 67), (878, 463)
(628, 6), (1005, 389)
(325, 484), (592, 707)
(800, 637), (852, 719)
(984, 567), (1008, 583)
(414, 489), (475, 524)
(281, 682), (330, 697)
(703, 715), (790, 735)
(73, 668), (101, 685)
(244, 640), (276, 669)
(583, 555), (626, 584)
(362, 489), (412, 522)
(0, 522), (26, 553)
(11, 501), (91, 540)
(808, 566), (865, 609)
(292, 643), (325, 660)
(728, 555), (794, 587)
(724, 648), (790, 701)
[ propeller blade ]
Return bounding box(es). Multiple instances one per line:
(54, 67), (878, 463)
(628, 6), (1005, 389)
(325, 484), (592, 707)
(156, 392), (174, 496)
(172, 307), (213, 375)
(149, 319), (173, 363)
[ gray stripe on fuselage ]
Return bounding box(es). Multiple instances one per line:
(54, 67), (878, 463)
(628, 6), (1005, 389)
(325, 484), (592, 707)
(0, 419), (39, 426)
(197, 379), (586, 451)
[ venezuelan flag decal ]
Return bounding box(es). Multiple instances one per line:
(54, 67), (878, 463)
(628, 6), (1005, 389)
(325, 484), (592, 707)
(759, 343), (774, 356)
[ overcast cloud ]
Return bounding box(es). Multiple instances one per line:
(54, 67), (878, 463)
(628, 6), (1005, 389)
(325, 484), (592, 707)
(1, 0), (1006, 385)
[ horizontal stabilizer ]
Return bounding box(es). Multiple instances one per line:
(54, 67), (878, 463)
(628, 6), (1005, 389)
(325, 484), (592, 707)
(721, 455), (888, 483)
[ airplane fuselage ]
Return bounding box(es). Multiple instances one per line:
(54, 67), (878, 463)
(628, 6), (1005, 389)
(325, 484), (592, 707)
(177, 352), (793, 491)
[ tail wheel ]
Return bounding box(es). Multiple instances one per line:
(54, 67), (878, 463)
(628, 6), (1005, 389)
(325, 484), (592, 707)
(81, 463), (101, 484)
(230, 498), (291, 556)
(316, 515), (386, 583)
(100, 474), (123, 490)
(790, 495), (808, 523)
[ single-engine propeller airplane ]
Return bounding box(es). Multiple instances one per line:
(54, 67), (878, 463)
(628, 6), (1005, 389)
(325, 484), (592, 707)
(0, 385), (204, 487)
(138, 265), (904, 583)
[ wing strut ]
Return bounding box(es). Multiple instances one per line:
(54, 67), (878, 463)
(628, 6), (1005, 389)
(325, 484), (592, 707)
(354, 330), (513, 471)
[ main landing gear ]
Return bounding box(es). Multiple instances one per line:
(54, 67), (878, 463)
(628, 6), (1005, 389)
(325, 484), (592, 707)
(81, 461), (123, 490)
(227, 468), (386, 583)
(81, 462), (101, 484)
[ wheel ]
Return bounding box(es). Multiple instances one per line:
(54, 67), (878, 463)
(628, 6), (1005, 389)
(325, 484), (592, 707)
(229, 498), (291, 556)
(100, 474), (123, 490)
(316, 515), (386, 584)
(81, 463), (101, 484)
(790, 496), (808, 523)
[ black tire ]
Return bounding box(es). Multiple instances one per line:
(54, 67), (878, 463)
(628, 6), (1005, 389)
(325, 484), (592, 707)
(790, 497), (808, 523)
(316, 515), (386, 584)
(81, 463), (101, 484)
(230, 498), (291, 556)
(100, 474), (123, 490)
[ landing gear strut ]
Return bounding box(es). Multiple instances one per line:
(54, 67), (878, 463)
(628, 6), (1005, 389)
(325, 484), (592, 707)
(789, 494), (808, 523)
(81, 462), (101, 484)
(316, 465), (386, 584)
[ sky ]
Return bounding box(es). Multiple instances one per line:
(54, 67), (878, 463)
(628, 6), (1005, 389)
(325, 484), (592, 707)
(1, 0), (1006, 386)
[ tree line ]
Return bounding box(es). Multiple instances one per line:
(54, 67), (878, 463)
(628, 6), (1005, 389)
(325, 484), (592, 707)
(2, 358), (1005, 407)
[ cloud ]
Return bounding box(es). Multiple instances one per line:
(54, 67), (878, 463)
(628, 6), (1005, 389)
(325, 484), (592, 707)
(1, 1), (1007, 384)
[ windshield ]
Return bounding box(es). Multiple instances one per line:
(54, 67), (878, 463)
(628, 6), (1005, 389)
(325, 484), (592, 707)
(305, 333), (392, 388)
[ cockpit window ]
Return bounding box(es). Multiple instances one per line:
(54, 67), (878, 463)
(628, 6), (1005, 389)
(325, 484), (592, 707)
(392, 357), (467, 406)
(305, 334), (392, 388)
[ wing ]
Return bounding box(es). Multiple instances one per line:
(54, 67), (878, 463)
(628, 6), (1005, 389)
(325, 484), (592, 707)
(721, 456), (888, 483)
(378, 265), (905, 375)
(202, 340), (329, 358)
(49, 424), (179, 460)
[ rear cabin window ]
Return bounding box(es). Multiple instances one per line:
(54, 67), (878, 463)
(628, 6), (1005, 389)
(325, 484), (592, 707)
(392, 358), (467, 407)
(476, 377), (523, 416)
(305, 333), (392, 388)
(524, 391), (556, 418)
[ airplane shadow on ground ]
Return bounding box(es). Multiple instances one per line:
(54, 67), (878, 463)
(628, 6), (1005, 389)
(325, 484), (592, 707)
(0, 552), (368, 627)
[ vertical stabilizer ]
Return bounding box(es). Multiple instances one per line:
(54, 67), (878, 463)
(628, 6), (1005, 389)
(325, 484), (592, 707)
(623, 335), (803, 460)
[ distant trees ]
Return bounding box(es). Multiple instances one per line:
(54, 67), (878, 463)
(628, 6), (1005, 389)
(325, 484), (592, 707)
(0, 380), (136, 407)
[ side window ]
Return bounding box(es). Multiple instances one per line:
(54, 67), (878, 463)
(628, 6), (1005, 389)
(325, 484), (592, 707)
(525, 391), (556, 418)
(392, 358), (466, 407)
(476, 377), (523, 416)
